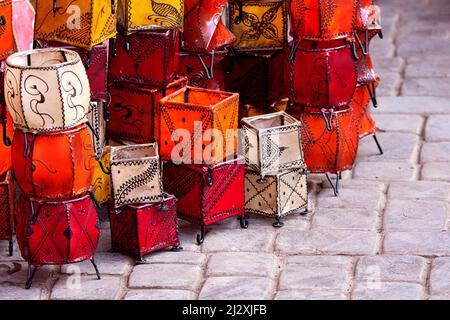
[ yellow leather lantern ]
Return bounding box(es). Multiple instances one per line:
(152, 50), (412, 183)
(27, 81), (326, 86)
(91, 147), (112, 204)
(117, 0), (183, 34)
(229, 0), (287, 51)
(34, 0), (118, 50)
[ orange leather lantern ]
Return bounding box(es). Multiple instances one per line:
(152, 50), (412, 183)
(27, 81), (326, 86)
(288, 0), (359, 41)
(34, 0), (117, 50)
(288, 41), (357, 110)
(11, 124), (94, 199)
(182, 0), (236, 53)
(158, 86), (239, 165)
(0, 0), (14, 60)
(292, 106), (358, 196)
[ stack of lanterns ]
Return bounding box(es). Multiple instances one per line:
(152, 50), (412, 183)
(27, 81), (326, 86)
(286, 0), (383, 196)
(161, 0), (248, 244)
(0, 0), (387, 288)
(0, 0), (15, 257)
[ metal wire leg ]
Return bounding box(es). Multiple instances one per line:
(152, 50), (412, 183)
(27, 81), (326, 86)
(238, 215), (249, 229)
(25, 264), (37, 290)
(171, 244), (183, 252)
(196, 225), (205, 245)
(272, 216), (284, 228)
(90, 259), (101, 280)
(8, 240), (13, 256)
(373, 134), (384, 155)
(325, 173), (340, 197)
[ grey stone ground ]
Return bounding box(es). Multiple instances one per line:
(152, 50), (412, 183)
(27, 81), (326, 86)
(1, 0), (450, 300)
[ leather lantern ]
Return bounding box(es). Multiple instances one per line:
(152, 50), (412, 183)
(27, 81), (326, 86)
(288, 0), (359, 41)
(292, 106), (358, 195)
(241, 111), (306, 177)
(245, 168), (308, 227)
(91, 147), (111, 205)
(229, 0), (287, 51)
(110, 143), (163, 208)
(351, 82), (379, 139)
(0, 0), (14, 60)
(288, 41), (357, 109)
(223, 50), (286, 111)
(11, 124), (94, 199)
(0, 170), (14, 256)
(108, 77), (187, 144)
(158, 86), (239, 165)
(12, 0), (35, 52)
(0, 61), (12, 176)
(182, 0), (236, 53)
(36, 40), (110, 102)
(4, 48), (91, 132)
(15, 192), (101, 288)
(109, 193), (181, 261)
(109, 29), (179, 86)
(163, 156), (247, 244)
(87, 101), (106, 160)
(34, 0), (117, 50)
(117, 0), (184, 33)
(178, 50), (226, 90)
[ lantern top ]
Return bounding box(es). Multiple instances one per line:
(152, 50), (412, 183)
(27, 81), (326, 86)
(5, 48), (82, 70)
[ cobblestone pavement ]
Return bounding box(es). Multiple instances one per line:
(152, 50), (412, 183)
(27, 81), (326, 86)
(1, 0), (450, 300)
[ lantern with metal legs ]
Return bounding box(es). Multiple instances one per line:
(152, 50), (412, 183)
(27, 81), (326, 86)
(14, 192), (101, 289)
(0, 170), (14, 256)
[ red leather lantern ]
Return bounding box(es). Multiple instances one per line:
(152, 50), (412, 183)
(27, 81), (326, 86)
(292, 106), (358, 195)
(178, 50), (226, 90)
(288, 41), (357, 109)
(0, 170), (14, 256)
(0, 0), (14, 60)
(163, 157), (247, 244)
(11, 124), (94, 199)
(15, 192), (101, 288)
(182, 0), (236, 52)
(109, 193), (181, 261)
(109, 29), (179, 86)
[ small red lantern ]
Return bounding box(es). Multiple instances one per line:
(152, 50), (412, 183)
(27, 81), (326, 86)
(15, 192), (101, 289)
(0, 170), (14, 256)
(109, 193), (181, 261)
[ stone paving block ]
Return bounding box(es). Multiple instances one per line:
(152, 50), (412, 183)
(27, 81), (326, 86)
(286, 255), (353, 268)
(430, 258), (450, 295)
(129, 264), (202, 290)
(279, 266), (349, 291)
(398, 39), (450, 57)
(429, 295), (450, 300)
(425, 115), (450, 142)
(353, 161), (418, 181)
(371, 40), (395, 59)
(398, 29), (449, 44)
(317, 186), (385, 210)
(373, 57), (404, 74)
(374, 97), (450, 115)
(402, 78), (450, 97)
(352, 281), (425, 300)
(276, 230), (377, 255)
(177, 223), (203, 252)
(275, 290), (347, 300)
(143, 251), (206, 265)
(405, 61), (450, 78)
(61, 252), (133, 276)
(421, 142), (450, 162)
(384, 232), (450, 256)
(0, 284), (42, 300)
(206, 252), (277, 277)
(199, 277), (273, 300)
(356, 132), (419, 163)
(355, 256), (427, 283)
(377, 71), (401, 96)
(384, 199), (448, 231)
(311, 208), (379, 231)
(124, 289), (195, 300)
(246, 213), (310, 230)
(388, 181), (450, 201)
(51, 275), (121, 300)
(201, 229), (274, 253)
(0, 262), (56, 286)
(373, 114), (423, 134)
(422, 162), (450, 181)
